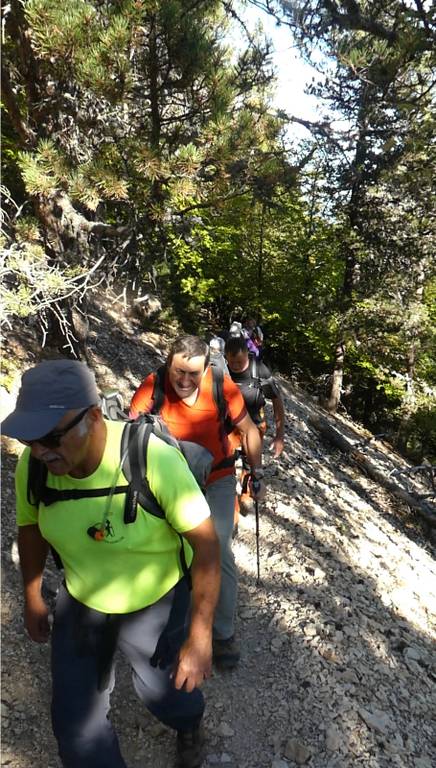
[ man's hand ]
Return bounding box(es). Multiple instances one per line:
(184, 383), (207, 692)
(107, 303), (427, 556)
(172, 635), (212, 693)
(270, 435), (284, 458)
(24, 594), (51, 643)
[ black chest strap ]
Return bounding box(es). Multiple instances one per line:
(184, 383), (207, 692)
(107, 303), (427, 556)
(39, 485), (129, 507)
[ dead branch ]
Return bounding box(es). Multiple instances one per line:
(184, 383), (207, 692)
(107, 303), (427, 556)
(308, 413), (436, 527)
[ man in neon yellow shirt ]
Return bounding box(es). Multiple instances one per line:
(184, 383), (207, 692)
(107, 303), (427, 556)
(2, 359), (220, 768)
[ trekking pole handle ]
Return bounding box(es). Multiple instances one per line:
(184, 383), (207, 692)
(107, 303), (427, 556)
(251, 477), (262, 495)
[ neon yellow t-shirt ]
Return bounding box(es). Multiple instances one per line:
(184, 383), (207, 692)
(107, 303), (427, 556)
(16, 421), (211, 613)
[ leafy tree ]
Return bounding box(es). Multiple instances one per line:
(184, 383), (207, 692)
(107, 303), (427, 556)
(168, 160), (342, 371)
(265, 2), (435, 409)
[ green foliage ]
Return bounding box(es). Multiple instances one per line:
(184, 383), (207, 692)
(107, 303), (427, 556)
(168, 230), (216, 305)
(25, 0), (97, 60)
(17, 139), (69, 196)
(3, 0), (435, 462)
(166, 175), (344, 371)
(396, 401), (436, 463)
(17, 139), (129, 208)
(25, 0), (133, 96)
(75, 15), (132, 95)
(14, 217), (42, 244)
(69, 161), (129, 210)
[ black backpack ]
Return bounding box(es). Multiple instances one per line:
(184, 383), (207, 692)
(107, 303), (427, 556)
(27, 397), (215, 580)
(232, 356), (266, 419)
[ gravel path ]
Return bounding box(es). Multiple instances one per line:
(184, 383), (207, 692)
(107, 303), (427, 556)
(2, 294), (435, 768)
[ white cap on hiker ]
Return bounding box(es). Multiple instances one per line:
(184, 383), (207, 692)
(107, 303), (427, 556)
(1, 359), (99, 441)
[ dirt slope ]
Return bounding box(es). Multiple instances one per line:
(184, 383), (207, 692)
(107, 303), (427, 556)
(1, 290), (435, 768)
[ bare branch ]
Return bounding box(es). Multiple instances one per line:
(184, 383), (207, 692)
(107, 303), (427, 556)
(1, 62), (36, 146)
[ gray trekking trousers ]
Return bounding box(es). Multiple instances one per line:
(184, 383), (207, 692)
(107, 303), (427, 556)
(205, 474), (237, 640)
(51, 579), (203, 768)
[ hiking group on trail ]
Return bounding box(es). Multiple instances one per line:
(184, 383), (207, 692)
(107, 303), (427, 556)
(2, 330), (285, 768)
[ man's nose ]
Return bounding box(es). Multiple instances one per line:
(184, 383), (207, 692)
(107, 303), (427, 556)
(179, 372), (192, 383)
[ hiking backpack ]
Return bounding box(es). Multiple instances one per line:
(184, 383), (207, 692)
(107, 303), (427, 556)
(230, 356), (279, 422)
(234, 356), (266, 417)
(229, 321), (243, 337)
(209, 337), (229, 375)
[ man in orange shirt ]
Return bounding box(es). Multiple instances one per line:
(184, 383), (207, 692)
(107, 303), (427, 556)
(130, 336), (265, 669)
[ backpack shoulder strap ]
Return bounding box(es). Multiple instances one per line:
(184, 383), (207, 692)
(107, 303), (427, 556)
(121, 419), (165, 523)
(211, 364), (225, 423)
(211, 365), (233, 435)
(149, 366), (166, 415)
(121, 418), (191, 585)
(250, 356), (258, 382)
(27, 455), (48, 507)
(27, 456), (64, 570)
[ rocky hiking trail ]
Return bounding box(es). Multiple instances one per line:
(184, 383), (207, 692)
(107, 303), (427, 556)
(1, 292), (435, 768)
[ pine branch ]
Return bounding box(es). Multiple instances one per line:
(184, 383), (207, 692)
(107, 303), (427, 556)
(323, 0), (399, 44)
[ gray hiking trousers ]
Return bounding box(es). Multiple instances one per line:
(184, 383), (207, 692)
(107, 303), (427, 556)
(51, 579), (203, 768)
(205, 473), (237, 640)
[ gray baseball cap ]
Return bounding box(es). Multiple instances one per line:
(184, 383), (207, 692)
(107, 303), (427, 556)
(1, 359), (100, 441)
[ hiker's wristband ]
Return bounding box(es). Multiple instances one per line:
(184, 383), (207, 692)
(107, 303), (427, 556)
(251, 468), (264, 480)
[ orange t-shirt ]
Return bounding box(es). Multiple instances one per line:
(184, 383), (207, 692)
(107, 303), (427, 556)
(130, 367), (247, 484)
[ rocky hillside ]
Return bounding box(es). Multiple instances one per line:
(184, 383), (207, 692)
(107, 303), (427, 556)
(1, 289), (435, 768)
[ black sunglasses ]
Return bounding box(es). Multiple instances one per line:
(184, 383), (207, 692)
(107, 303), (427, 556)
(21, 407), (91, 449)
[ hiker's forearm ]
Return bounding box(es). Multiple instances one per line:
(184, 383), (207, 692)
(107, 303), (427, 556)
(18, 524), (49, 599)
(237, 414), (263, 468)
(272, 397), (285, 439)
(245, 426), (263, 469)
(173, 520), (220, 691)
(18, 525), (51, 644)
(184, 522), (220, 640)
(189, 568), (220, 641)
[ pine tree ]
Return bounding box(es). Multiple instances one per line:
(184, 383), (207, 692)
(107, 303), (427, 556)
(272, 0), (435, 421)
(1, 0), (282, 347)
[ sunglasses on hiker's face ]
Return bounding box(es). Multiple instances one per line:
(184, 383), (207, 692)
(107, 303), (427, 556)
(20, 407), (90, 449)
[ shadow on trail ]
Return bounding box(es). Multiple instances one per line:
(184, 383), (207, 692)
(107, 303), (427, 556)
(2, 304), (435, 767)
(265, 386), (435, 554)
(226, 496), (435, 767)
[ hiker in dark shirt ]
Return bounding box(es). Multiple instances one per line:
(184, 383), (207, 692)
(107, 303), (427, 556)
(225, 336), (284, 458)
(225, 336), (285, 518)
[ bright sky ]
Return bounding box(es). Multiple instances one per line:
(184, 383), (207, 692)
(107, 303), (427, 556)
(230, 4), (324, 140)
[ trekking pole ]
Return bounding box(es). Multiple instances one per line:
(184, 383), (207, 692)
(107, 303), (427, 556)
(254, 498), (261, 585)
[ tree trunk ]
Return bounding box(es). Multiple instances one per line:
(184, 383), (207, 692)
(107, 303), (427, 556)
(256, 201), (266, 317)
(405, 254), (426, 390)
(323, 340), (345, 412)
(325, 89), (370, 413)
